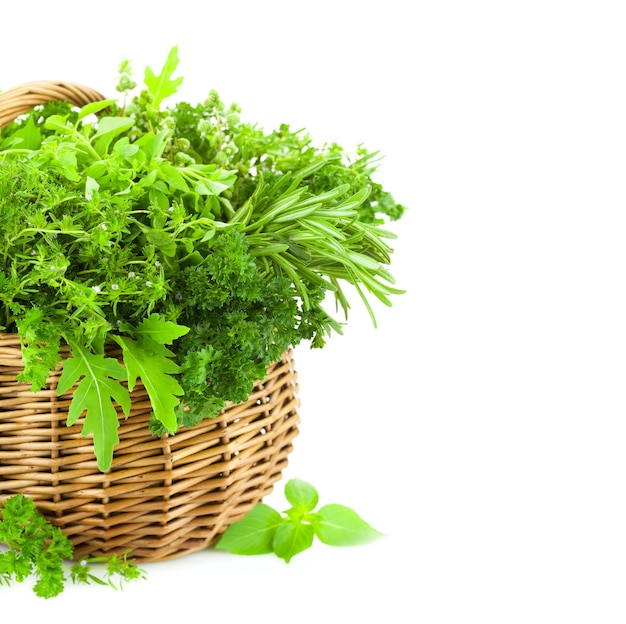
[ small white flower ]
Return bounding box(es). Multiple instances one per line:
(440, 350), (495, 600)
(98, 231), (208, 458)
(100, 223), (107, 231)
(128, 271), (136, 278)
(92, 285), (101, 293)
(155, 260), (161, 267)
(145, 280), (153, 287)
(111, 283), (119, 290)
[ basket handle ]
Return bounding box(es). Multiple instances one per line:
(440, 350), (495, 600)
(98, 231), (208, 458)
(0, 80), (107, 129)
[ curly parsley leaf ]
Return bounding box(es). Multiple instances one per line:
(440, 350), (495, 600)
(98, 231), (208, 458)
(15, 308), (62, 392)
(0, 494), (145, 598)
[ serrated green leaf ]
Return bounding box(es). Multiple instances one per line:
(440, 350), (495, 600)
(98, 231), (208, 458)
(134, 313), (189, 344)
(272, 521), (314, 563)
(114, 335), (183, 433)
(144, 45), (184, 110)
(312, 504), (384, 546)
(57, 341), (131, 472)
(215, 503), (283, 555)
(284, 478), (319, 512)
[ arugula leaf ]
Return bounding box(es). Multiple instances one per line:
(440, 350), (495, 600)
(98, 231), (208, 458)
(143, 45), (183, 110)
(133, 312), (190, 345)
(112, 314), (188, 433)
(57, 340), (131, 472)
(114, 335), (183, 435)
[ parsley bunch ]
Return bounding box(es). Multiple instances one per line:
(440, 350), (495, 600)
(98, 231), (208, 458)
(0, 494), (145, 598)
(0, 46), (406, 470)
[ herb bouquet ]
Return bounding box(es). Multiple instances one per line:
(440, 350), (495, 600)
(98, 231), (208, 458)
(0, 48), (405, 562)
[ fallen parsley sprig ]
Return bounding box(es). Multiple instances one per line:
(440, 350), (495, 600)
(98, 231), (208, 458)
(215, 478), (383, 563)
(0, 494), (145, 598)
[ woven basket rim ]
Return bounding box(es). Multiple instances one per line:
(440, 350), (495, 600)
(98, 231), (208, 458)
(0, 80), (107, 129)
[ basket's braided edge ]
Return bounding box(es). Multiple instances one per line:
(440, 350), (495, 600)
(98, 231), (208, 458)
(0, 80), (106, 129)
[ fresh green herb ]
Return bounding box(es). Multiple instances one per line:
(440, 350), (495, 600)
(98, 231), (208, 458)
(0, 45), (406, 471)
(215, 478), (383, 563)
(0, 494), (145, 598)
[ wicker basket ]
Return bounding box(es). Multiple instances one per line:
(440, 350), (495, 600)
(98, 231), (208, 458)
(0, 83), (300, 562)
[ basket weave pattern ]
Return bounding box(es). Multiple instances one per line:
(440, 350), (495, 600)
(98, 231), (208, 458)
(0, 81), (106, 129)
(0, 335), (299, 562)
(0, 83), (301, 562)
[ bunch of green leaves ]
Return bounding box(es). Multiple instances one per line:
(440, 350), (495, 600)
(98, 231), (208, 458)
(0, 494), (145, 598)
(215, 478), (383, 563)
(0, 46), (406, 472)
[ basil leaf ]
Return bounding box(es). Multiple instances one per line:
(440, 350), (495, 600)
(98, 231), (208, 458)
(272, 521), (315, 563)
(78, 99), (118, 120)
(284, 478), (319, 513)
(312, 504), (384, 546)
(215, 504), (283, 555)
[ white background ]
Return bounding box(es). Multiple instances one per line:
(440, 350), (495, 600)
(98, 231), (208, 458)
(2, 1), (626, 622)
